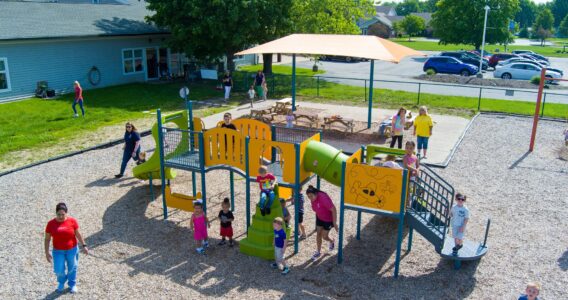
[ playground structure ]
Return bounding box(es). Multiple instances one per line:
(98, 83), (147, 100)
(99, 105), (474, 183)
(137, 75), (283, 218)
(131, 102), (490, 277)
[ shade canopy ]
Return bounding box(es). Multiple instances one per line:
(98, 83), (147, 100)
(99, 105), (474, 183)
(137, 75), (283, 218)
(236, 34), (425, 63)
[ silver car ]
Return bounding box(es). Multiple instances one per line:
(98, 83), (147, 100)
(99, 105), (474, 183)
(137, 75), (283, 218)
(497, 58), (563, 75)
(493, 63), (562, 80)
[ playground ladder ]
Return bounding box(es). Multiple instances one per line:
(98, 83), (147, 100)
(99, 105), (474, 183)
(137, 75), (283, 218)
(405, 164), (454, 252)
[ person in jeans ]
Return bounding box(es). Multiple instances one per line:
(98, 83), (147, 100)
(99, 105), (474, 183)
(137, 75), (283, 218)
(413, 106), (434, 159)
(72, 81), (85, 117)
(390, 107), (407, 149)
(44, 203), (88, 294)
(222, 71), (233, 102)
(115, 122), (144, 178)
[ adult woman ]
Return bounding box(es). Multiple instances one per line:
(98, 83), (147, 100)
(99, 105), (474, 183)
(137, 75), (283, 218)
(254, 70), (265, 99)
(413, 106), (434, 159)
(72, 81), (85, 117)
(44, 203), (88, 293)
(390, 107), (407, 149)
(222, 71), (233, 102)
(115, 122), (144, 178)
(306, 185), (338, 261)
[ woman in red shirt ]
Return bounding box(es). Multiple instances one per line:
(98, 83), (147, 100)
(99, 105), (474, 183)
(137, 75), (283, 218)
(44, 203), (88, 294)
(306, 185), (338, 261)
(72, 81), (85, 117)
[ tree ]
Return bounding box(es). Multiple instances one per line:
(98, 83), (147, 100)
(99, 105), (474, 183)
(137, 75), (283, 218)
(533, 8), (555, 45)
(367, 22), (391, 38)
(291, 0), (374, 34)
(395, 0), (420, 16)
(518, 27), (530, 38)
(431, 0), (520, 50)
(146, 0), (292, 72)
(398, 15), (426, 41)
(515, 0), (537, 28)
(559, 14), (568, 37)
(552, 0), (568, 27)
(420, 0), (440, 13)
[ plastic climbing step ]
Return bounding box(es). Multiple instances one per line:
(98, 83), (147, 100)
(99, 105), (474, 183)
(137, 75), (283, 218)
(405, 210), (445, 251)
(239, 198), (290, 260)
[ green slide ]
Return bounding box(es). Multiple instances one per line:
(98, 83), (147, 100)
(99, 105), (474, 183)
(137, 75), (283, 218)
(133, 111), (189, 180)
(302, 140), (349, 186)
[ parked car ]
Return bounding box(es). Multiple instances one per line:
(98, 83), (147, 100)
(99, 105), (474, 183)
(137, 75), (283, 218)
(497, 58), (562, 75)
(459, 51), (490, 64)
(440, 51), (489, 70)
(423, 56), (479, 76)
(488, 53), (519, 68)
(511, 50), (535, 55)
(519, 54), (549, 65)
(493, 63), (562, 80)
(524, 53), (549, 62)
(469, 50), (492, 59)
(319, 55), (362, 63)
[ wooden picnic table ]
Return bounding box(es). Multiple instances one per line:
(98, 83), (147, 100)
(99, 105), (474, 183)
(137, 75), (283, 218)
(293, 111), (319, 128)
(250, 107), (274, 123)
(323, 116), (355, 133)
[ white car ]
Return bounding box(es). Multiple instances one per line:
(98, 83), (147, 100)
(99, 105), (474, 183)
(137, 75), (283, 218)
(494, 63), (562, 80)
(497, 58), (563, 75)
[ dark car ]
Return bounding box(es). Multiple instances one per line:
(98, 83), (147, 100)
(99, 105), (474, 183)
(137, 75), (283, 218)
(441, 52), (488, 70)
(488, 53), (519, 68)
(423, 56), (478, 76)
(319, 55), (362, 63)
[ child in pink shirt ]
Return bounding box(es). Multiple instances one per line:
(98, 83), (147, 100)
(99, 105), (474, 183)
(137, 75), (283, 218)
(306, 185), (337, 261)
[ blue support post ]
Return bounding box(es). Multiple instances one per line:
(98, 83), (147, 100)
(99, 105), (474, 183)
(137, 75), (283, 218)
(294, 144), (301, 254)
(367, 60), (375, 129)
(394, 169), (409, 278)
(407, 227), (414, 252)
(192, 172), (197, 196)
(338, 162), (347, 264)
(149, 173), (154, 201)
(292, 54), (297, 111)
(356, 211), (362, 240)
(157, 109), (168, 219)
(271, 125), (276, 163)
(198, 133), (206, 213)
(187, 96), (195, 150)
(245, 137), (251, 230)
(230, 171), (235, 212)
(316, 175), (321, 190)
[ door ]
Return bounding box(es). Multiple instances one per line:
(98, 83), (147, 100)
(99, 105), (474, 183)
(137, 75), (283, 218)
(158, 48), (169, 78)
(146, 48), (158, 80)
(524, 65), (539, 80)
(447, 58), (460, 74)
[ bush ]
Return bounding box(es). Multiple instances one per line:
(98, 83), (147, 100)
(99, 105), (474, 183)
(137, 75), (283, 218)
(519, 27), (530, 38)
(426, 69), (436, 76)
(530, 75), (541, 85)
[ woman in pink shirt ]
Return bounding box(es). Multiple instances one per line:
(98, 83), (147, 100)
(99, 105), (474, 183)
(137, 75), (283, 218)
(306, 185), (338, 261)
(72, 81), (85, 117)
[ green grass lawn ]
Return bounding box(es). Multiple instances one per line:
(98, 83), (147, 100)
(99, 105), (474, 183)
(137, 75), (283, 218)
(0, 81), (232, 161)
(237, 64), (326, 76)
(392, 38), (568, 58)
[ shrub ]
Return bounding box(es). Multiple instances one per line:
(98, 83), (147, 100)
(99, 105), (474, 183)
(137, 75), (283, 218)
(519, 27), (530, 38)
(426, 69), (436, 76)
(530, 75), (541, 85)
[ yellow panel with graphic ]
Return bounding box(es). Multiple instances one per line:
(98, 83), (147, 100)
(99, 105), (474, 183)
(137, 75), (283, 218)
(202, 127), (246, 170)
(165, 186), (202, 212)
(299, 133), (321, 183)
(344, 163), (405, 214)
(216, 118), (272, 160)
(193, 117), (204, 147)
(347, 148), (363, 164)
(248, 140), (296, 184)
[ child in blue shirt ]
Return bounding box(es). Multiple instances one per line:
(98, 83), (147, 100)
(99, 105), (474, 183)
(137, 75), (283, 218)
(518, 282), (540, 300)
(271, 217), (289, 275)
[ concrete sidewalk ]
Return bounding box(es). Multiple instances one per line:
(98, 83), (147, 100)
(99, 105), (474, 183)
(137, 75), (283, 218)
(199, 99), (470, 165)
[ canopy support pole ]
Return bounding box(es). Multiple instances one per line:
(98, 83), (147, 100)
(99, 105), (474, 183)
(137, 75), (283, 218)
(367, 60), (374, 129)
(292, 54), (297, 111)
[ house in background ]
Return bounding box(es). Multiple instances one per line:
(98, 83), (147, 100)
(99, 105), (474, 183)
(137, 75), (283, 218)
(0, 0), (255, 102)
(359, 5), (432, 38)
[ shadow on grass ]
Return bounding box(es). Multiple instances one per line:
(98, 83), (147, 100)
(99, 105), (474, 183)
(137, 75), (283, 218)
(85, 187), (479, 298)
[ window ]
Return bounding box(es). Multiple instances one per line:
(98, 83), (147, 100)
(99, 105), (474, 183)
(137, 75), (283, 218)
(511, 64), (524, 69)
(525, 65), (538, 71)
(122, 49), (144, 74)
(0, 58), (11, 92)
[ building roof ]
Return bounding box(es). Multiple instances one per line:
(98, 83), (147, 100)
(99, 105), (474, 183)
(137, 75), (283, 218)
(0, 0), (167, 41)
(374, 5), (395, 15)
(237, 34), (425, 63)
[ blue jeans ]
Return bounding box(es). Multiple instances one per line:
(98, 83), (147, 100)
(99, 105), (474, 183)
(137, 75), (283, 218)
(259, 189), (275, 209)
(72, 99), (85, 116)
(120, 148), (141, 175)
(53, 246), (79, 288)
(417, 136), (429, 150)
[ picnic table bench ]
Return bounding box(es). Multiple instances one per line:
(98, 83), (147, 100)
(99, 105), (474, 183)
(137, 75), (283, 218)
(323, 116), (355, 133)
(293, 111), (319, 128)
(250, 107), (275, 123)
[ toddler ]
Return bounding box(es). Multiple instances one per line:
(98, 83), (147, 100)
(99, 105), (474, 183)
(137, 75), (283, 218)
(256, 166), (276, 216)
(450, 193), (469, 256)
(280, 199), (291, 227)
(518, 282), (540, 300)
(190, 201), (210, 254)
(403, 141), (420, 178)
(218, 198), (235, 247)
(248, 85), (256, 106)
(383, 154), (402, 169)
(271, 217), (290, 275)
(285, 110), (295, 128)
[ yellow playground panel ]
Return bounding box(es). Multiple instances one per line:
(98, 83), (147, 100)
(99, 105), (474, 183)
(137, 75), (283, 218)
(165, 186), (201, 212)
(344, 163), (406, 214)
(202, 127), (247, 170)
(249, 139), (296, 182)
(298, 133), (321, 182)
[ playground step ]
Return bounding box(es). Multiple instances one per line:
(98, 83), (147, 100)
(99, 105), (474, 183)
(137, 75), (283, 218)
(247, 227), (276, 245)
(406, 210), (445, 250)
(239, 239), (274, 261)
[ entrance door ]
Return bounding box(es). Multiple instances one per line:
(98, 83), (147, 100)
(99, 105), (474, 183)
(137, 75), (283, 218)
(158, 48), (169, 78)
(146, 48), (158, 80)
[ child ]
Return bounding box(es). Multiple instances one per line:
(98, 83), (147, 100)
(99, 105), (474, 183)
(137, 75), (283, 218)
(450, 193), (469, 256)
(383, 154), (402, 169)
(218, 198), (235, 247)
(292, 187), (306, 239)
(285, 110), (295, 128)
(403, 141), (420, 178)
(280, 199), (291, 227)
(271, 217), (290, 275)
(413, 106), (433, 159)
(190, 201), (210, 254)
(248, 85), (256, 107)
(256, 166), (276, 216)
(221, 112), (237, 130)
(262, 81), (268, 101)
(518, 282), (540, 300)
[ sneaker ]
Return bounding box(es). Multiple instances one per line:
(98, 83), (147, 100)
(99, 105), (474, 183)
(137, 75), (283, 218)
(271, 263), (278, 269)
(56, 283), (65, 293)
(218, 240), (226, 246)
(114, 174), (123, 178)
(452, 249), (458, 256)
(229, 241), (234, 247)
(281, 266), (290, 275)
(73, 114), (78, 118)
(266, 207), (271, 215)
(260, 207), (265, 216)
(311, 252), (321, 261)
(70, 286), (78, 294)
(196, 247), (204, 254)
(329, 240), (335, 251)
(203, 241), (209, 248)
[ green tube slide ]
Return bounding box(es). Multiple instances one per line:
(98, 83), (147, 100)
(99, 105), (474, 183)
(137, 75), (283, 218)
(132, 111), (188, 180)
(303, 140), (349, 186)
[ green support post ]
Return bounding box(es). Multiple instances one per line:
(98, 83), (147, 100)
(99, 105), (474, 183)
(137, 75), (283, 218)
(394, 169), (409, 278)
(292, 54), (297, 111)
(230, 171), (235, 212)
(245, 137), (251, 230)
(157, 109), (168, 219)
(338, 162), (346, 264)
(367, 60), (375, 129)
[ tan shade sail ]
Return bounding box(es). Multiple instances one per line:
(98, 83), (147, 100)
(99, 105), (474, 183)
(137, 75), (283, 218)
(236, 34), (425, 63)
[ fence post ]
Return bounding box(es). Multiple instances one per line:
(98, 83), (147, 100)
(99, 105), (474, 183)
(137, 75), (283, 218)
(540, 92), (547, 117)
(317, 76), (320, 97)
(477, 87), (482, 111)
(364, 79), (367, 102)
(417, 82), (421, 105)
